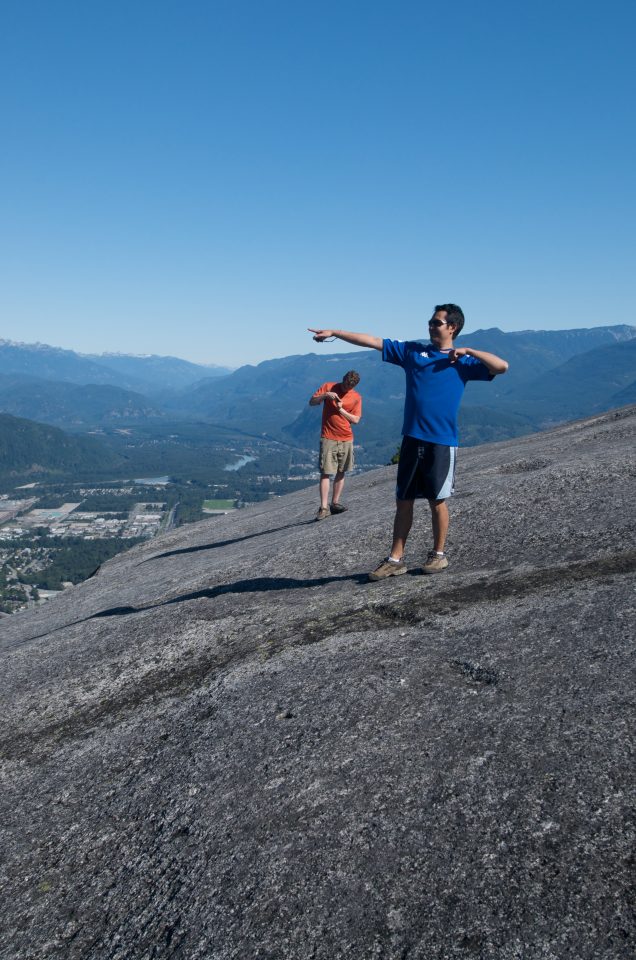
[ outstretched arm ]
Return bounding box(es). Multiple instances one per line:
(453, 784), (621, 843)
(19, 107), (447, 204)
(308, 328), (383, 351)
(448, 347), (509, 375)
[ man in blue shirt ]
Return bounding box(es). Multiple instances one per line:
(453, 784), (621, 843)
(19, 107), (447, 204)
(309, 304), (508, 578)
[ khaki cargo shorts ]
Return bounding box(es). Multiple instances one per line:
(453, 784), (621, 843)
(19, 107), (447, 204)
(319, 438), (354, 474)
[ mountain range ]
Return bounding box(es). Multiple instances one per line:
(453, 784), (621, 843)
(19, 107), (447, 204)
(0, 325), (635, 464)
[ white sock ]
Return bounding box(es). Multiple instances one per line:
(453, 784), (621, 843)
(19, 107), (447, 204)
(388, 556), (402, 564)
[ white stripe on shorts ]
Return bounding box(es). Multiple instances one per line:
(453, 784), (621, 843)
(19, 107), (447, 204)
(437, 446), (457, 500)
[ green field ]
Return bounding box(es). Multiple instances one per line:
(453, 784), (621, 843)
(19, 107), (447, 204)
(202, 499), (236, 510)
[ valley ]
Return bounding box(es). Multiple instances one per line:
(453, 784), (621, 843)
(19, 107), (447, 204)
(0, 430), (337, 614)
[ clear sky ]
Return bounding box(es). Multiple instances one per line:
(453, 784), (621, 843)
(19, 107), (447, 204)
(1, 0), (634, 367)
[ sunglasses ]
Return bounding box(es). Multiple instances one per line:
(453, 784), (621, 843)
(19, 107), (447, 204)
(428, 319), (448, 328)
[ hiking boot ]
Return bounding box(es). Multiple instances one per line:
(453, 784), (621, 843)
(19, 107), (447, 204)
(368, 558), (407, 581)
(422, 551), (448, 574)
(315, 507), (330, 521)
(330, 502), (347, 514)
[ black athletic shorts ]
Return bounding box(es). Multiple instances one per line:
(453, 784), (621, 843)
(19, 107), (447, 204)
(395, 436), (457, 501)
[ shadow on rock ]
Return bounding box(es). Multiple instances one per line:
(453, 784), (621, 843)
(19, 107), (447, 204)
(139, 519), (317, 565)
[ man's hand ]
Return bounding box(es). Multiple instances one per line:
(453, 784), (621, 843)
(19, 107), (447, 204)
(308, 327), (383, 351)
(309, 389), (339, 406)
(308, 328), (335, 342)
(448, 348), (470, 364)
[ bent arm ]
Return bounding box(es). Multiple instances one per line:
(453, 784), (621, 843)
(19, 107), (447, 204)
(338, 407), (361, 424)
(450, 347), (508, 375)
(309, 328), (383, 351)
(470, 349), (508, 375)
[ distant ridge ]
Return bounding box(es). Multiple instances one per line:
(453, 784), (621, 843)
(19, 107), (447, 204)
(0, 339), (232, 394)
(83, 351), (233, 390)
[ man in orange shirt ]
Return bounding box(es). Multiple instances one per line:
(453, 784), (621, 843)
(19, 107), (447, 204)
(309, 370), (362, 520)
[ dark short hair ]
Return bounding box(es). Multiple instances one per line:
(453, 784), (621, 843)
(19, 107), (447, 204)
(343, 370), (360, 387)
(434, 303), (465, 339)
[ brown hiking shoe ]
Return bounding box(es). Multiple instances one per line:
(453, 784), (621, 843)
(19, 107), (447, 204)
(330, 502), (347, 514)
(422, 551), (448, 574)
(368, 558), (407, 581)
(315, 507), (330, 521)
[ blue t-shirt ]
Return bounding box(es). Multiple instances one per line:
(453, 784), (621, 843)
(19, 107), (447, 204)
(382, 339), (494, 446)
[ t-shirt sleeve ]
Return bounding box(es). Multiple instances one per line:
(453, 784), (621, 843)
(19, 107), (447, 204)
(457, 356), (495, 382)
(350, 394), (362, 418)
(382, 339), (408, 367)
(313, 382), (333, 397)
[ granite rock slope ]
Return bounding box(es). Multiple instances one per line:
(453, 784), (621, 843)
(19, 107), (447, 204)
(1, 406), (635, 960)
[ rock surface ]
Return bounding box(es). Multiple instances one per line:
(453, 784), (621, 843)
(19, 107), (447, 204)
(1, 406), (635, 960)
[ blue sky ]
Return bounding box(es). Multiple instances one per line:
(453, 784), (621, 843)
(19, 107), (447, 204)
(1, 0), (634, 367)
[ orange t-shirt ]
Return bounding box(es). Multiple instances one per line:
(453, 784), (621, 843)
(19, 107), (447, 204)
(314, 382), (362, 441)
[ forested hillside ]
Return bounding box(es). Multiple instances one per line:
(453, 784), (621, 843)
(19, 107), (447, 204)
(0, 413), (123, 480)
